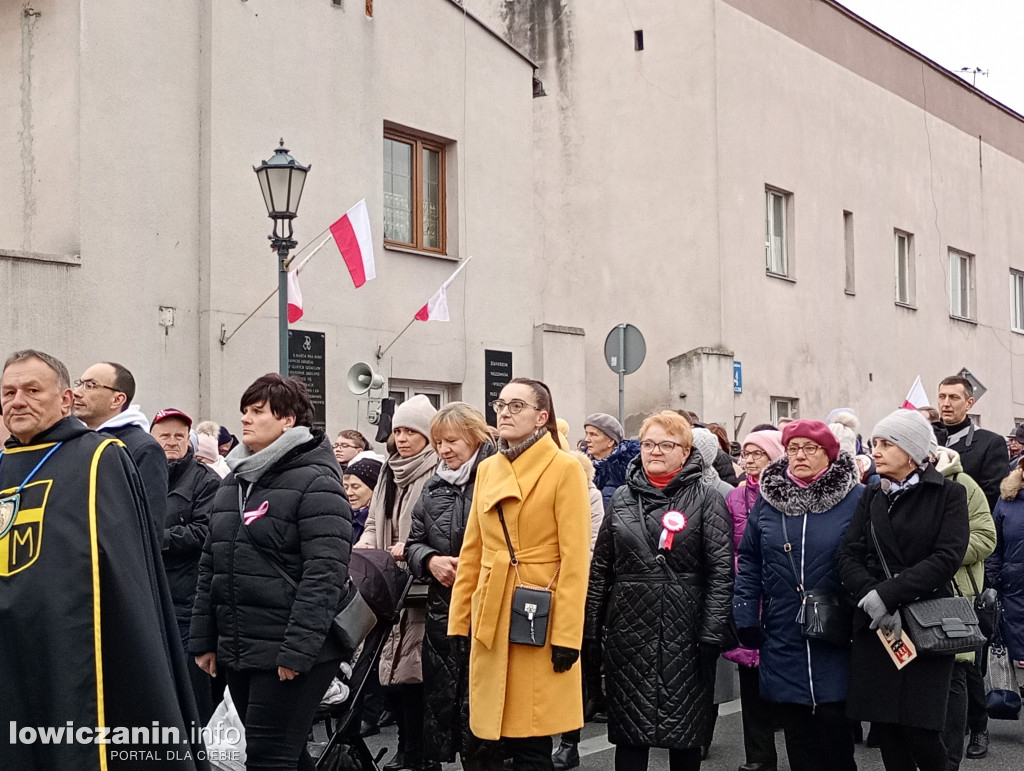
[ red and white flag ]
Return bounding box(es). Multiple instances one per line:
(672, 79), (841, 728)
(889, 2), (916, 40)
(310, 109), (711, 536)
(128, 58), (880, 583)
(415, 257), (473, 322)
(286, 269), (304, 323)
(902, 375), (930, 409)
(330, 199), (375, 288)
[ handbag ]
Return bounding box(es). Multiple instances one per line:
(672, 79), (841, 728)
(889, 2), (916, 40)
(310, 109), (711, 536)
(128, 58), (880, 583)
(781, 513), (853, 647)
(496, 503), (557, 647)
(870, 523), (986, 656)
(984, 641), (1022, 720)
(237, 487), (377, 652)
(964, 567), (1000, 642)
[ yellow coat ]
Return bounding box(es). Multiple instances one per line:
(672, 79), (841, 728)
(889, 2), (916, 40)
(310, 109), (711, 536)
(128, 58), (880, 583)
(448, 432), (591, 740)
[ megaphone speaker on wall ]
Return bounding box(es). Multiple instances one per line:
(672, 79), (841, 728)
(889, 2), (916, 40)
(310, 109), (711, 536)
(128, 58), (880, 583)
(347, 362), (385, 395)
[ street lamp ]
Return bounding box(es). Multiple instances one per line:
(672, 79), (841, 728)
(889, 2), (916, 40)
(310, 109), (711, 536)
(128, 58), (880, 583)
(254, 139), (310, 374)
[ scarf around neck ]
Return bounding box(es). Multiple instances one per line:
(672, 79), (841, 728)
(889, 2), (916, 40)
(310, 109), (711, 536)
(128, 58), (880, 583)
(226, 426), (313, 484)
(498, 429), (547, 463)
(388, 445), (440, 487)
(436, 457), (475, 487)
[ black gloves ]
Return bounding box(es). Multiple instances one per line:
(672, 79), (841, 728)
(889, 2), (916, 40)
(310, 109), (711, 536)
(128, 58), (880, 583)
(449, 635), (470, 659)
(699, 643), (719, 683)
(737, 626), (763, 650)
(551, 645), (580, 673)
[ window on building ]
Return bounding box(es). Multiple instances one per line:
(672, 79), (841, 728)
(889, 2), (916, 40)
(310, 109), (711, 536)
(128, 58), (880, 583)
(387, 380), (456, 411)
(949, 248), (975, 320)
(843, 211), (855, 295)
(383, 128), (446, 254)
(765, 187), (791, 278)
(895, 230), (915, 306)
(1012, 271), (1024, 333)
(771, 397), (799, 425)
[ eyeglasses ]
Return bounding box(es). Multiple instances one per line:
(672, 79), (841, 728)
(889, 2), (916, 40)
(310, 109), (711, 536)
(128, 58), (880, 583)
(640, 440), (684, 453)
(786, 443), (823, 458)
(333, 442), (360, 451)
(489, 399), (540, 415)
(73, 378), (122, 393)
(740, 449), (767, 460)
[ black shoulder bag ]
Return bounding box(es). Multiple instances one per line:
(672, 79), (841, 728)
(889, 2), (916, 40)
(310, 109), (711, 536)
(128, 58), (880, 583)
(781, 512), (853, 647)
(237, 486), (376, 652)
(869, 522), (986, 656)
(497, 502), (558, 647)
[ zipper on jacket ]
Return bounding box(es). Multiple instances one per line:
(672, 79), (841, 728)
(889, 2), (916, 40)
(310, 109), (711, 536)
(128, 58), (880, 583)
(797, 513), (817, 711)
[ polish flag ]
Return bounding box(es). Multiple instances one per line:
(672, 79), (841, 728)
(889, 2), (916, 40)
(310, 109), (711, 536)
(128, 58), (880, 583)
(902, 375), (930, 409)
(415, 258), (473, 322)
(330, 199), (375, 288)
(286, 269), (304, 323)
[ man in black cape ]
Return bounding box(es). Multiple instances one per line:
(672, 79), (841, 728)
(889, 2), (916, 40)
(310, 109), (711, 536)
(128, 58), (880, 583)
(1, 349), (210, 770)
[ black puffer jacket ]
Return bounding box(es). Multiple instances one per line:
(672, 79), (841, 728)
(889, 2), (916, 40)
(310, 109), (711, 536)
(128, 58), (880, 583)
(163, 449), (219, 624)
(586, 452), (734, 750)
(406, 443), (497, 764)
(190, 431), (352, 673)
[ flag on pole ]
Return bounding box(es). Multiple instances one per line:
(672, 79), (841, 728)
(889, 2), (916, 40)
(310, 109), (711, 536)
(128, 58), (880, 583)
(284, 235), (332, 324)
(330, 199), (376, 288)
(415, 257), (473, 322)
(902, 375), (930, 409)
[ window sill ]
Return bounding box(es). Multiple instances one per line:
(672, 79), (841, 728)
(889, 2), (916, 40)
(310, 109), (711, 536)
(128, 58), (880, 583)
(894, 301), (917, 311)
(949, 314), (978, 325)
(844, 289), (856, 297)
(1013, 327), (1024, 336)
(384, 244), (458, 262)
(0, 248), (81, 266)
(766, 271), (795, 283)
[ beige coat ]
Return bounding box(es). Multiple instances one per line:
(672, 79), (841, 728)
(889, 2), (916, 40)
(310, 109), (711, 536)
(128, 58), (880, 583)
(448, 433), (591, 740)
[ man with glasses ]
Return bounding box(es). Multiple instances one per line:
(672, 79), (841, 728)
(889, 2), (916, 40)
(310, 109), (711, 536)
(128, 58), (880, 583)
(583, 413), (641, 507)
(72, 361), (167, 530)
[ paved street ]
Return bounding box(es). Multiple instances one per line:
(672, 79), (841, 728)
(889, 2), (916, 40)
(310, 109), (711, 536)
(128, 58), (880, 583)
(363, 700), (1024, 770)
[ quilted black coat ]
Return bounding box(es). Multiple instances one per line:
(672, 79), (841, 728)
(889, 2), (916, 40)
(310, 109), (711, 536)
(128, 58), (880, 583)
(190, 431), (352, 673)
(406, 443), (500, 764)
(585, 452), (734, 750)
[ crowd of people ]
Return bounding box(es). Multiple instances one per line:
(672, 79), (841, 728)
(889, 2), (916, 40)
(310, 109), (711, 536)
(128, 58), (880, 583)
(5, 350), (1024, 771)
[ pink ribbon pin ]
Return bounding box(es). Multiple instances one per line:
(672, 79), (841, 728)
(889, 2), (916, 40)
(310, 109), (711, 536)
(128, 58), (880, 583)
(243, 500), (269, 525)
(659, 510), (687, 550)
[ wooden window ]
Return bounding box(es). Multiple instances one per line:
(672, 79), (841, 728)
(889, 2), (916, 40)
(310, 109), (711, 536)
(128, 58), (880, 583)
(383, 129), (446, 254)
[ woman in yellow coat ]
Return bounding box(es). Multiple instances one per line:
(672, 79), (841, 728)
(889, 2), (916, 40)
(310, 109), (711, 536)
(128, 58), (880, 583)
(448, 378), (591, 770)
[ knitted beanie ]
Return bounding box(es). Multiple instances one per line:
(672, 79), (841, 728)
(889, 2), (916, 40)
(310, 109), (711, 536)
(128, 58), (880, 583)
(344, 458), (383, 490)
(196, 433), (220, 462)
(871, 409), (934, 465)
(782, 419), (841, 462)
(583, 413), (624, 444)
(828, 411), (860, 458)
(691, 428), (720, 469)
(392, 394), (437, 439)
(741, 430), (785, 462)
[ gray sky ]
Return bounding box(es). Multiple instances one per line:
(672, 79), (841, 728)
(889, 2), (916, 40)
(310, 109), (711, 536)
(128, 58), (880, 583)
(837, 0), (1024, 115)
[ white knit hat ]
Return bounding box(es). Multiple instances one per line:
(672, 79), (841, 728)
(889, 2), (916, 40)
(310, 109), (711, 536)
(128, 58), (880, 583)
(392, 394), (437, 439)
(871, 409), (933, 465)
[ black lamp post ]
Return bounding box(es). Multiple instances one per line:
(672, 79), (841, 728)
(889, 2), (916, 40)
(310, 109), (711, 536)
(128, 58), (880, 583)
(254, 139), (310, 375)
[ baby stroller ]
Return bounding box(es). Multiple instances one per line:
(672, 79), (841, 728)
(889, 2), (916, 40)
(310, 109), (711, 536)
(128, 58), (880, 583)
(312, 549), (415, 771)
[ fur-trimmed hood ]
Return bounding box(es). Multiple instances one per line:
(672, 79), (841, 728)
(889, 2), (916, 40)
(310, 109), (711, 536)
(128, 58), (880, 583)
(759, 451), (860, 516)
(1001, 467), (1024, 501)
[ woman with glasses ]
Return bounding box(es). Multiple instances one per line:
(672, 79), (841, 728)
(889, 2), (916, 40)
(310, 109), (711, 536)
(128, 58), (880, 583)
(724, 430), (784, 771)
(733, 420), (863, 771)
(585, 411), (734, 771)
(837, 410), (970, 771)
(448, 379), (591, 770)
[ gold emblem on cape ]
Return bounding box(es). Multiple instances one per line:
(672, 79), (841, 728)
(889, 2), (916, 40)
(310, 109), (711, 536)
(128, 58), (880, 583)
(0, 480), (51, 576)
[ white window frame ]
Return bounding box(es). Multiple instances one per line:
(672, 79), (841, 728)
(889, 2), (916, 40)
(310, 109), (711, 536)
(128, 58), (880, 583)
(386, 379), (456, 411)
(843, 210), (855, 295)
(949, 248), (975, 321)
(771, 397), (799, 425)
(765, 187), (791, 278)
(1011, 270), (1024, 333)
(895, 230), (915, 306)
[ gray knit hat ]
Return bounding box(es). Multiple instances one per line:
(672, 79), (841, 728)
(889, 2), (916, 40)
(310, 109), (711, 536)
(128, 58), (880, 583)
(583, 413), (624, 444)
(871, 409), (933, 465)
(392, 394), (437, 439)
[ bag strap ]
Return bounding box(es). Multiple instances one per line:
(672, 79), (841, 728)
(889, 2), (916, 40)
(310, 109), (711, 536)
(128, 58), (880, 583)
(495, 501), (559, 590)
(780, 512), (805, 593)
(870, 521), (960, 595)
(238, 485), (298, 590)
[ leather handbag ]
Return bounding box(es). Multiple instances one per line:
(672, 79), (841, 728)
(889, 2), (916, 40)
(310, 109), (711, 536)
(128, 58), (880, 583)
(781, 512), (853, 647)
(237, 487), (377, 652)
(497, 503), (558, 647)
(870, 524), (986, 656)
(964, 567), (1000, 642)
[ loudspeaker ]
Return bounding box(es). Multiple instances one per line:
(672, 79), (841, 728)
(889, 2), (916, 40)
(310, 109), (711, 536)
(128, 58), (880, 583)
(346, 362), (385, 395)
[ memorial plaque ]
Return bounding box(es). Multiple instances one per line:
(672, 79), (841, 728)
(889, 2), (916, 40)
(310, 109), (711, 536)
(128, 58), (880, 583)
(288, 330), (327, 430)
(484, 350), (513, 426)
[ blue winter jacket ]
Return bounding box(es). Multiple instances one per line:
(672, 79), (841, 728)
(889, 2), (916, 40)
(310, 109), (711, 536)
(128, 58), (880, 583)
(987, 469), (1024, 659)
(734, 454), (863, 706)
(592, 439), (641, 507)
